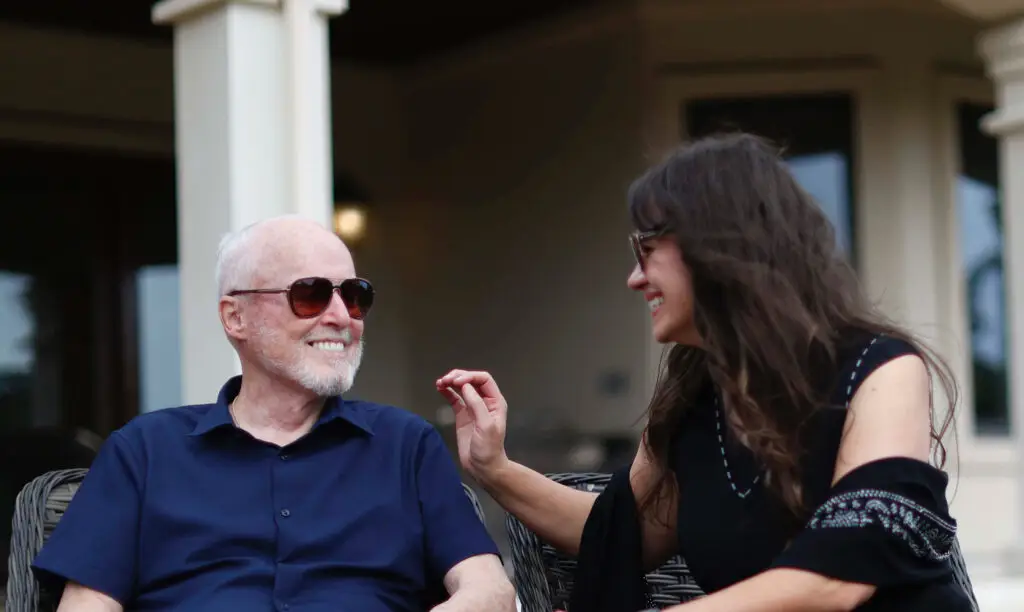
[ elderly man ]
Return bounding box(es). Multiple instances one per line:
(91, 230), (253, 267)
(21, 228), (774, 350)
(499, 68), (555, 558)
(31, 216), (514, 612)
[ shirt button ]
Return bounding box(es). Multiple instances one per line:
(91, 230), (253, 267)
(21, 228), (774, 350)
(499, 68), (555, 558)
(280, 509), (291, 518)
(279, 454), (289, 460)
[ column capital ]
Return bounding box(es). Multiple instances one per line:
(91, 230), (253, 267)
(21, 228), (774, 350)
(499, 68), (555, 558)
(980, 17), (1024, 80)
(152, 0), (347, 26)
(978, 17), (1024, 136)
(982, 106), (1024, 136)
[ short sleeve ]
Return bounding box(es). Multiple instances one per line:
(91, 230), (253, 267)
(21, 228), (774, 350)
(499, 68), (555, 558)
(31, 430), (144, 604)
(836, 334), (920, 407)
(415, 427), (500, 578)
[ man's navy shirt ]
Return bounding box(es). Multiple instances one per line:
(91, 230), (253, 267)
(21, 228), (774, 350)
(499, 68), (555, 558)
(31, 377), (499, 611)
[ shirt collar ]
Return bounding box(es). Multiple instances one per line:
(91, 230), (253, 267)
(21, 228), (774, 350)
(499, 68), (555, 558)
(188, 376), (374, 437)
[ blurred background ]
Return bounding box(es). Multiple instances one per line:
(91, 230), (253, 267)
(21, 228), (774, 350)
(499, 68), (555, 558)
(0, 0), (1022, 608)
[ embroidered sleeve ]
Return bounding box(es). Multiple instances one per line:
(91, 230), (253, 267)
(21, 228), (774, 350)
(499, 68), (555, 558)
(771, 458), (968, 591)
(806, 488), (957, 563)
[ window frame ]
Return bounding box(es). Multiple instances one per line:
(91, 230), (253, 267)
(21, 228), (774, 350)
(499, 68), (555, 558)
(936, 74), (1013, 463)
(647, 66), (881, 397)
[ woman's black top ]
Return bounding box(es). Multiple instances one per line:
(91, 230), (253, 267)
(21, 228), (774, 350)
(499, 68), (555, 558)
(669, 333), (975, 610)
(569, 332), (977, 611)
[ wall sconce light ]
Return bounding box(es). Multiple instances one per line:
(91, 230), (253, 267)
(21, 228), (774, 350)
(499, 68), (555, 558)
(333, 203), (367, 243)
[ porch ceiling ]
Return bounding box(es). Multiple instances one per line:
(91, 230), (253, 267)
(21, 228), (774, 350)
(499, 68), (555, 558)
(0, 0), (597, 65)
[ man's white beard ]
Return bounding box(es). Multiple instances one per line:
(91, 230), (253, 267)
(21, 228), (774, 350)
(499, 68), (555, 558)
(256, 326), (364, 398)
(291, 339), (364, 397)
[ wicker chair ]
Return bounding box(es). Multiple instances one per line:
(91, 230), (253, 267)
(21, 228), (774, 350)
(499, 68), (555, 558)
(6, 468), (88, 612)
(506, 472), (704, 612)
(5, 469), (488, 612)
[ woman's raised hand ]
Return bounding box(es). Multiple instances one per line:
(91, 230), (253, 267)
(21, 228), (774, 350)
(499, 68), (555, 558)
(435, 369), (510, 479)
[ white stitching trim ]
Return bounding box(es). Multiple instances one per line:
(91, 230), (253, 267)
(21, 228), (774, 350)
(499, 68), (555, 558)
(844, 336), (879, 408)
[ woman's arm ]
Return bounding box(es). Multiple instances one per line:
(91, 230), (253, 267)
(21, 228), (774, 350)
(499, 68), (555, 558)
(475, 458), (598, 556)
(660, 567), (871, 612)
(664, 354), (934, 612)
(479, 434), (677, 568)
(437, 370), (678, 568)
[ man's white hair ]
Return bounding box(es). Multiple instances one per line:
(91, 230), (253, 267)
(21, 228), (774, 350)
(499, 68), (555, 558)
(214, 214), (361, 397)
(214, 214), (324, 296)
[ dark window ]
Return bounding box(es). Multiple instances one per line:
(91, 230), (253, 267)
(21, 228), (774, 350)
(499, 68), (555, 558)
(956, 102), (1009, 436)
(0, 143), (176, 587)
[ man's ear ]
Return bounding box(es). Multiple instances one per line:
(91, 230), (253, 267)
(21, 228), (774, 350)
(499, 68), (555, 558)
(219, 296), (247, 342)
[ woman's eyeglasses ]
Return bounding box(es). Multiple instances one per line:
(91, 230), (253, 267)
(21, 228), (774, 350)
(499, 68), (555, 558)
(629, 230), (662, 270)
(229, 277), (375, 320)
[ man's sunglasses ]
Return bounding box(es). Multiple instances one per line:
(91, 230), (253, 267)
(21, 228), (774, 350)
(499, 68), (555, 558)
(228, 277), (375, 320)
(629, 230), (662, 270)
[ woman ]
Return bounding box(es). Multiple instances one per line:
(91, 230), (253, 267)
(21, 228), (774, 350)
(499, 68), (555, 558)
(436, 132), (977, 611)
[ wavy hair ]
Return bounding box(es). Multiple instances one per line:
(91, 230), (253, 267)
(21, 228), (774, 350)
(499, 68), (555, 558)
(630, 133), (958, 521)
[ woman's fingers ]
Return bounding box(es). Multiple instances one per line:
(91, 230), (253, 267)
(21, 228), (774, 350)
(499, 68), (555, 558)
(438, 386), (464, 407)
(437, 370), (505, 407)
(460, 384), (491, 425)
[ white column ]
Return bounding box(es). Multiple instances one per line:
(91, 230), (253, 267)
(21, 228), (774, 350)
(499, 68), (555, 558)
(881, 56), (945, 338)
(152, 0), (345, 404)
(979, 16), (1024, 569)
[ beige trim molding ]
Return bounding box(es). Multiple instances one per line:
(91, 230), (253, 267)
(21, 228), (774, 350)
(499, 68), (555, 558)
(640, 0), (959, 21)
(936, 0), (1024, 22)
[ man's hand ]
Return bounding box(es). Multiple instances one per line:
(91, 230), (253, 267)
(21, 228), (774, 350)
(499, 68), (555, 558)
(431, 554), (516, 612)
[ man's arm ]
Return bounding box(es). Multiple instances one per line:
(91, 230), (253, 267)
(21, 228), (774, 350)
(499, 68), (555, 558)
(31, 430), (143, 607)
(413, 424), (516, 612)
(431, 554), (516, 612)
(57, 583), (124, 612)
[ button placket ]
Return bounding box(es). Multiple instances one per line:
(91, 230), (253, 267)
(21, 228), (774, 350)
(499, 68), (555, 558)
(276, 448), (292, 519)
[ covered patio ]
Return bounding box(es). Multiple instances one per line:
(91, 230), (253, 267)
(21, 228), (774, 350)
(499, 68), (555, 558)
(1, 0), (1023, 606)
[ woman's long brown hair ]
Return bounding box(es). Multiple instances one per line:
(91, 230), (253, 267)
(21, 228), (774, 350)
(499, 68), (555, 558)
(629, 133), (958, 522)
